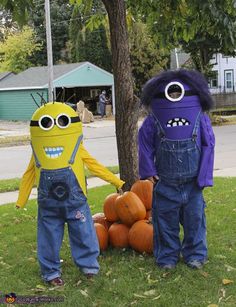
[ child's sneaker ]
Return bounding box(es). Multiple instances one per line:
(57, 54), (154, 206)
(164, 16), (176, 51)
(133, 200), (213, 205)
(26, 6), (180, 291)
(187, 260), (204, 269)
(48, 277), (64, 286)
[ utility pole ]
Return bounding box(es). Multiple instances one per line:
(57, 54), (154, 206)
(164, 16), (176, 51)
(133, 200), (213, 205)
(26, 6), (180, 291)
(45, 0), (54, 102)
(175, 48), (179, 69)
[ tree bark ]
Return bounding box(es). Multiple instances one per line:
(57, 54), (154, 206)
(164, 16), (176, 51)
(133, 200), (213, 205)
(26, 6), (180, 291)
(102, 0), (139, 190)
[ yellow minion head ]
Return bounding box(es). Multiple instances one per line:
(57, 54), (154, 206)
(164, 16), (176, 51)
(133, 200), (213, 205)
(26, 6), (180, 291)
(30, 102), (82, 169)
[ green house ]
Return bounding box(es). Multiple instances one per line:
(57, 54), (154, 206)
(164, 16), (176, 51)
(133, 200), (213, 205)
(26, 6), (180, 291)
(0, 62), (114, 120)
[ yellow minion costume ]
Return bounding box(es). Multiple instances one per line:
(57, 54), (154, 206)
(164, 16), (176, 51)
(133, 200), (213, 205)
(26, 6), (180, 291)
(17, 102), (124, 282)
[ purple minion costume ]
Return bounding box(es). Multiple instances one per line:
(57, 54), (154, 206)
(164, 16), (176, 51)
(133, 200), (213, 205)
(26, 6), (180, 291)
(138, 69), (215, 269)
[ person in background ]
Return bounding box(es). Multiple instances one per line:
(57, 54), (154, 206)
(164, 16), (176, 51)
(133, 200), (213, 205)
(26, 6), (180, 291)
(99, 90), (107, 118)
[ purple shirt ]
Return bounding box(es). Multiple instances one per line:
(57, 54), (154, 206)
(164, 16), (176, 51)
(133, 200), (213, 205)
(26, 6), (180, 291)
(138, 113), (215, 188)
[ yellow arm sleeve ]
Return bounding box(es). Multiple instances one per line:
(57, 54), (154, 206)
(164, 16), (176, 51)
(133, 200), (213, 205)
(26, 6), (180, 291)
(79, 144), (125, 189)
(16, 155), (36, 208)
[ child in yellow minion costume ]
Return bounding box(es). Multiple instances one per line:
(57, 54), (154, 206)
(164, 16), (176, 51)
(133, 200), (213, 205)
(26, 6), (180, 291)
(17, 102), (124, 286)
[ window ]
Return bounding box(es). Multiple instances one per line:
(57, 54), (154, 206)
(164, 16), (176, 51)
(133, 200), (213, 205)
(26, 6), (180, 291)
(209, 71), (218, 88)
(224, 70), (234, 90)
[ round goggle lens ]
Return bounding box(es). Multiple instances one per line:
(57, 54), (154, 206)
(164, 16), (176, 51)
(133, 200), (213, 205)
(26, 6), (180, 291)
(56, 114), (71, 128)
(39, 115), (54, 130)
(165, 82), (185, 102)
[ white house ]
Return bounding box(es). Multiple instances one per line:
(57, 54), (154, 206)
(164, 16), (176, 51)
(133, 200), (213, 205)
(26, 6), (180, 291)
(171, 49), (236, 94)
(209, 54), (236, 94)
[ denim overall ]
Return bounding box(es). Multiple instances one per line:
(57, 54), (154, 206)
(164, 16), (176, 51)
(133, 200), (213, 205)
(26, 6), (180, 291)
(152, 112), (207, 267)
(32, 136), (99, 281)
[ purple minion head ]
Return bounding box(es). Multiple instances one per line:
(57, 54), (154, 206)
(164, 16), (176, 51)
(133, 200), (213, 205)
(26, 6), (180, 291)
(141, 69), (214, 139)
(141, 69), (213, 111)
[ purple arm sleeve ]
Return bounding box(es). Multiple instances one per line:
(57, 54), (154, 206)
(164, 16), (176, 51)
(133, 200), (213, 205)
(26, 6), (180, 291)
(197, 113), (215, 188)
(138, 116), (157, 179)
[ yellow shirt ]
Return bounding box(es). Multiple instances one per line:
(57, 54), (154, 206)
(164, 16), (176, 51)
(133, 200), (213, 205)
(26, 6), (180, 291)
(17, 144), (124, 208)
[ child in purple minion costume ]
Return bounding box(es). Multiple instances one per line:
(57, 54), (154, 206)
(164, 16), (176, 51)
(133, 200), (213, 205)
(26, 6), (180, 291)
(138, 69), (215, 269)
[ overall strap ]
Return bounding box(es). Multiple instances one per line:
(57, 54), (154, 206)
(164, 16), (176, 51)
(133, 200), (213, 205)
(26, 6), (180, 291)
(192, 111), (202, 140)
(30, 142), (41, 168)
(68, 134), (83, 165)
(151, 112), (166, 139)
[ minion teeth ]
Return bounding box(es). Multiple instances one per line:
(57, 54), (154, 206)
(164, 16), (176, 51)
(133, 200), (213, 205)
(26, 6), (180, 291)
(166, 118), (190, 128)
(44, 146), (64, 159)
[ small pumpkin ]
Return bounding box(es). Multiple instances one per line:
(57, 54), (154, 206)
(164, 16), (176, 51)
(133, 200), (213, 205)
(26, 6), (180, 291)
(108, 222), (130, 248)
(92, 212), (112, 231)
(131, 180), (153, 210)
(103, 193), (120, 222)
(115, 191), (146, 226)
(128, 219), (153, 254)
(94, 223), (109, 251)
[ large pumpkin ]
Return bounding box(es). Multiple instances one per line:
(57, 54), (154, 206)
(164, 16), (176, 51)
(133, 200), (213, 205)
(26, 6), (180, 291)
(108, 222), (130, 248)
(115, 191), (146, 226)
(128, 220), (153, 254)
(94, 223), (109, 251)
(131, 180), (153, 210)
(103, 193), (120, 222)
(92, 212), (112, 231)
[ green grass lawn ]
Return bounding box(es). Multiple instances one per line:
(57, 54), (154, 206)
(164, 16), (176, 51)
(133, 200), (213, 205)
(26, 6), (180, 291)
(0, 178), (236, 306)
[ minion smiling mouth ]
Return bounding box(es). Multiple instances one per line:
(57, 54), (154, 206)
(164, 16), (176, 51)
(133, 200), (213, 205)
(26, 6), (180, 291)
(44, 147), (64, 158)
(166, 118), (190, 127)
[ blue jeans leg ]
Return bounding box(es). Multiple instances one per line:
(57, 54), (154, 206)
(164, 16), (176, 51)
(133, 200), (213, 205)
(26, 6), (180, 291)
(37, 206), (65, 282)
(153, 182), (181, 266)
(66, 202), (100, 275)
(181, 185), (207, 263)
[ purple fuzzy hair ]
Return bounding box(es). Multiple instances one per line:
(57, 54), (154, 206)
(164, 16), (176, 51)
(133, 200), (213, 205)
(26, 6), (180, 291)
(141, 69), (214, 111)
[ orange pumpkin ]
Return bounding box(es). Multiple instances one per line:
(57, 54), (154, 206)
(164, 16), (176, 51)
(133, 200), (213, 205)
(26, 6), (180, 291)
(115, 191), (146, 226)
(92, 212), (112, 231)
(128, 220), (153, 254)
(108, 222), (130, 248)
(94, 223), (109, 251)
(131, 180), (153, 210)
(103, 193), (120, 222)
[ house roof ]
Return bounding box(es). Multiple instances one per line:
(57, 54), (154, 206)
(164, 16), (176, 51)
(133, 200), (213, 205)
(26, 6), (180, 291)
(0, 62), (87, 89)
(0, 72), (15, 82)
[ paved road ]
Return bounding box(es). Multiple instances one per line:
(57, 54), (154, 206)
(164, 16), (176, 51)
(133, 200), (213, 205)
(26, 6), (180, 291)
(0, 121), (236, 179)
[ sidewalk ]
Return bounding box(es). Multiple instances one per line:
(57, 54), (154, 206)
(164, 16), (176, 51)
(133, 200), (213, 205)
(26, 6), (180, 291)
(0, 176), (112, 206)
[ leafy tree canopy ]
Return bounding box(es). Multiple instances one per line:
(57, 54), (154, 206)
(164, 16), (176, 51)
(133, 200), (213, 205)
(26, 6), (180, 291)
(0, 26), (41, 73)
(129, 0), (236, 73)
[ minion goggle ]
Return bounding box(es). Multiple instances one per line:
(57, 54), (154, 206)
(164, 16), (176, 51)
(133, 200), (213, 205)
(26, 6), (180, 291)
(156, 82), (196, 102)
(30, 113), (81, 131)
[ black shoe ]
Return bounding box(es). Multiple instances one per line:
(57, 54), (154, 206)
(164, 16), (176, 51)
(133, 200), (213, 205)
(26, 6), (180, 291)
(48, 277), (64, 286)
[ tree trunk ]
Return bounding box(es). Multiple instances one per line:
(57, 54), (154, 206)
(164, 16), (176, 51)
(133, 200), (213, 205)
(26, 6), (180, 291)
(102, 0), (139, 190)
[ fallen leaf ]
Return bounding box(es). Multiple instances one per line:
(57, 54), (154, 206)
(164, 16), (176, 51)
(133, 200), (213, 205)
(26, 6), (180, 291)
(207, 304), (218, 307)
(152, 295), (161, 300)
(105, 270), (112, 276)
(147, 274), (158, 284)
(133, 294), (147, 298)
(144, 289), (156, 296)
(225, 264), (236, 272)
(75, 280), (82, 287)
(222, 279), (234, 285)
(80, 289), (88, 297)
(200, 271), (209, 278)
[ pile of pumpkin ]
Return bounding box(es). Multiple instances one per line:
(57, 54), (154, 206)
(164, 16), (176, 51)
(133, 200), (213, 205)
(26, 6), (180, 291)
(92, 180), (154, 254)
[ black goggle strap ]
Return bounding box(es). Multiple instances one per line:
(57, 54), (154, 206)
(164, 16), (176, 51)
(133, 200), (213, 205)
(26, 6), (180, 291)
(154, 90), (196, 99)
(30, 116), (81, 127)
